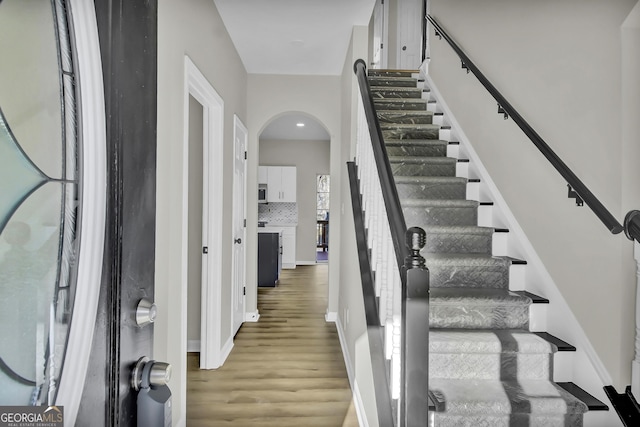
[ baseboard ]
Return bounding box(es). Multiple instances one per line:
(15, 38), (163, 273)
(187, 340), (200, 353)
(325, 311), (338, 322)
(296, 260), (317, 266)
(220, 335), (234, 365)
(245, 311), (260, 322)
(336, 317), (369, 427)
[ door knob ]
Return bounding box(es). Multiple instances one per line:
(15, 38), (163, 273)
(402, 46), (407, 51)
(132, 357), (172, 391)
(136, 298), (157, 327)
(234, 238), (242, 244)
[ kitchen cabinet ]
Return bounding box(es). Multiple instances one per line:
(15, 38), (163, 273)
(258, 166), (268, 185)
(259, 166), (296, 203)
(258, 232), (281, 287)
(258, 225), (296, 269)
(280, 226), (296, 269)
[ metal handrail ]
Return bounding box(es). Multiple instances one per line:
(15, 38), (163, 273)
(427, 14), (627, 236)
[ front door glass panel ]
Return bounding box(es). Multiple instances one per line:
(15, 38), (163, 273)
(0, 0), (80, 406)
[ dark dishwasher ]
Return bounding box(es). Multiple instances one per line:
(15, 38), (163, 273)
(258, 232), (280, 287)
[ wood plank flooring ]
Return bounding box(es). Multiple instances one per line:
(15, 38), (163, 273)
(187, 264), (359, 426)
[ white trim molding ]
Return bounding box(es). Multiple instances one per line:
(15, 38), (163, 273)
(56, 1), (106, 425)
(336, 317), (369, 427)
(183, 56), (225, 371)
(325, 311), (338, 322)
(245, 311), (260, 322)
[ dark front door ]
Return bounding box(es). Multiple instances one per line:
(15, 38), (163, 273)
(77, 1), (158, 425)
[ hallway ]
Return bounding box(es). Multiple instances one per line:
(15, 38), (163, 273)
(186, 264), (358, 426)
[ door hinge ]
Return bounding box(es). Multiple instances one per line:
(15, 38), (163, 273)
(244, 218), (246, 227)
(203, 246), (208, 254)
(381, 43), (384, 49)
(244, 151), (247, 160)
(243, 287), (246, 296)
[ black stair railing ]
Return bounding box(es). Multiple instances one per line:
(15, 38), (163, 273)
(427, 14), (640, 244)
(351, 59), (431, 427)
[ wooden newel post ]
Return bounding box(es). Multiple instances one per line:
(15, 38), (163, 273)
(402, 227), (430, 427)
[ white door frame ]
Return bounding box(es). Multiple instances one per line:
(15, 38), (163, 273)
(182, 56), (224, 369)
(231, 115), (248, 336)
(372, 0), (389, 69)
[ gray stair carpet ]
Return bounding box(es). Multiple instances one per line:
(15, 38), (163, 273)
(367, 69), (588, 426)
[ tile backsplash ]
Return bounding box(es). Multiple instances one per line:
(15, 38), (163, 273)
(258, 202), (298, 225)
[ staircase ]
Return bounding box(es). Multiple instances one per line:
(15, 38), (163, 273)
(366, 69), (604, 426)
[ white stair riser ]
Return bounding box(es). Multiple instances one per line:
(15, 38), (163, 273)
(529, 303), (548, 332)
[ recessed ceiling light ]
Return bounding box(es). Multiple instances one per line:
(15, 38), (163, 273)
(296, 122), (305, 127)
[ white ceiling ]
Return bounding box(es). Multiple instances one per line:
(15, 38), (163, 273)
(260, 113), (330, 141)
(213, 0), (376, 76)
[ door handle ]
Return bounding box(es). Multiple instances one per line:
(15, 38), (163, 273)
(402, 45), (407, 51)
(136, 298), (157, 327)
(234, 238), (242, 244)
(131, 357), (172, 391)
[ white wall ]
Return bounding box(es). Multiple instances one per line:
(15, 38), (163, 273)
(156, 0), (247, 424)
(337, 25), (382, 426)
(429, 0), (639, 389)
(246, 75), (342, 320)
(259, 139), (330, 263)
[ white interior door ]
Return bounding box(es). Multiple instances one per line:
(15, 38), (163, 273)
(372, 0), (388, 69)
(398, 0), (424, 69)
(231, 115), (247, 336)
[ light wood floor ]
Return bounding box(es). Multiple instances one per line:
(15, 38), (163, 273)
(187, 264), (359, 426)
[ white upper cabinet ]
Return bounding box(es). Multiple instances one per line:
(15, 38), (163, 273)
(260, 165), (296, 203)
(258, 166), (268, 184)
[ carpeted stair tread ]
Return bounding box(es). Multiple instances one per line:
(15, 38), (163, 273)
(429, 330), (557, 382)
(403, 199), (479, 227)
(373, 98), (428, 111)
(420, 225), (494, 235)
(368, 69), (417, 78)
(394, 176), (468, 200)
(377, 110), (434, 124)
(429, 378), (588, 416)
(431, 288), (531, 306)
(380, 122), (439, 131)
(368, 76), (417, 87)
(382, 124), (440, 140)
(417, 225), (494, 255)
(423, 252), (512, 264)
(389, 155), (456, 164)
(389, 156), (457, 177)
(430, 288), (530, 329)
(401, 198), (479, 208)
(424, 253), (511, 289)
(370, 86), (423, 98)
(394, 175), (468, 184)
(430, 329), (557, 355)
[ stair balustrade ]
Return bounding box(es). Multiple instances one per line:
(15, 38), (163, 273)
(349, 59), (430, 427)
